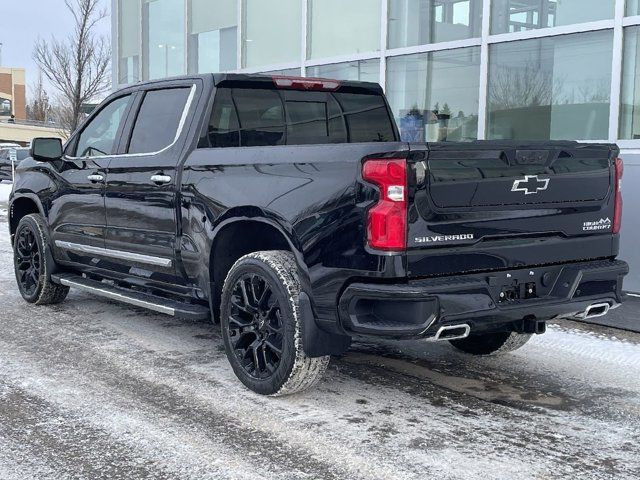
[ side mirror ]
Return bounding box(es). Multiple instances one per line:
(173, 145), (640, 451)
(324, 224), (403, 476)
(30, 137), (63, 162)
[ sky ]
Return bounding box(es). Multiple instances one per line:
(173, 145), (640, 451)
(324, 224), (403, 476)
(0, 0), (111, 99)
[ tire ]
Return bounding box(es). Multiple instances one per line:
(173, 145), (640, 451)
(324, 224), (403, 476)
(449, 331), (533, 356)
(13, 214), (69, 305)
(220, 250), (329, 396)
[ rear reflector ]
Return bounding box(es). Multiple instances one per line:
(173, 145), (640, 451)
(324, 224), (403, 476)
(272, 76), (340, 91)
(362, 159), (407, 251)
(613, 157), (623, 234)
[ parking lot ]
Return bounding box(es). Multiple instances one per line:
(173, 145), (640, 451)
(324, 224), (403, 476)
(1, 186), (640, 479)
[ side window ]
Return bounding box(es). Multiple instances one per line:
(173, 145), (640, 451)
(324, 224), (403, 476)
(128, 87), (191, 154)
(75, 95), (131, 157)
(233, 88), (285, 147)
(202, 88), (240, 148)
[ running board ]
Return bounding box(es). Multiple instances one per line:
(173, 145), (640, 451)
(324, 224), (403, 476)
(51, 274), (210, 320)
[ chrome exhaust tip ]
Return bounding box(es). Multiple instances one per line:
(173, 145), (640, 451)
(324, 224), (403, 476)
(432, 324), (471, 341)
(576, 302), (611, 320)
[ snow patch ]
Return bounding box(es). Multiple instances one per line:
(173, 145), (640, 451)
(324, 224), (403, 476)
(0, 182), (12, 204)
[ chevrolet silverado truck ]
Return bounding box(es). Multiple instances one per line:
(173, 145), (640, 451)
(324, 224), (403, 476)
(9, 74), (628, 395)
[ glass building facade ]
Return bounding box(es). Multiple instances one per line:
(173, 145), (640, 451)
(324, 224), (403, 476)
(112, 0), (640, 291)
(112, 0), (640, 149)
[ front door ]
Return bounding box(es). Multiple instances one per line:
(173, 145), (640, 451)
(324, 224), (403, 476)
(103, 83), (197, 286)
(51, 94), (133, 267)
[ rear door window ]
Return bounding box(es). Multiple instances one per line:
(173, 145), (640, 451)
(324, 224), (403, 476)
(128, 87), (191, 154)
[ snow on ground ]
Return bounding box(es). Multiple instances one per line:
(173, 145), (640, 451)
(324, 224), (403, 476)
(0, 182), (11, 217)
(0, 215), (639, 479)
(0, 182), (11, 202)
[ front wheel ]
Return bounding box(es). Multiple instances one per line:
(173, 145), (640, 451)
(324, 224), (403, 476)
(449, 331), (533, 356)
(220, 251), (329, 396)
(13, 214), (69, 305)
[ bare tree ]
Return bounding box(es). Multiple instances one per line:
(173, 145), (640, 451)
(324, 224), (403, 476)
(26, 72), (52, 123)
(33, 0), (110, 133)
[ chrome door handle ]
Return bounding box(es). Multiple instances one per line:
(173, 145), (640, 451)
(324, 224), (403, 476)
(150, 174), (171, 185)
(87, 174), (104, 183)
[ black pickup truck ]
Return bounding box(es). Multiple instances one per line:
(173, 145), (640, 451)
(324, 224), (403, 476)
(9, 74), (628, 395)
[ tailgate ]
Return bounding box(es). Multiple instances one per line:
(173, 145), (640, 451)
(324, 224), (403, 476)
(407, 141), (619, 277)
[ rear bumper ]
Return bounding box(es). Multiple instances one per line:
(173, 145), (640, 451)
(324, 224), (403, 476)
(337, 259), (629, 339)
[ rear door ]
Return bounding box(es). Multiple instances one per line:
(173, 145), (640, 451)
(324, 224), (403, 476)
(103, 82), (197, 285)
(407, 141), (618, 276)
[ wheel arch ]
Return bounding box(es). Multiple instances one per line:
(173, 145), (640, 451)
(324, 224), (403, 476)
(9, 194), (46, 240)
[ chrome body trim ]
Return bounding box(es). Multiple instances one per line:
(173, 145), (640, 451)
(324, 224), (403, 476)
(64, 84), (197, 161)
(55, 240), (173, 267)
(57, 277), (175, 316)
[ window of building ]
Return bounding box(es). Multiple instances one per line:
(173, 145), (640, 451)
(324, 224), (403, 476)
(308, 0), (380, 59)
(628, 1), (640, 16)
(307, 59), (380, 83)
(118, 0), (140, 84)
(386, 47), (481, 142)
(388, 0), (482, 49)
(188, 0), (237, 74)
(75, 96), (131, 158)
(620, 26), (640, 139)
(128, 88), (191, 154)
(0, 98), (11, 116)
(243, 0), (301, 68)
(142, 0), (185, 80)
(487, 31), (613, 141)
(491, 0), (615, 34)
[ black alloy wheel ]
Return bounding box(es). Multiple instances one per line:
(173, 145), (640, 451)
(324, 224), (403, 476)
(13, 214), (69, 305)
(227, 273), (284, 379)
(15, 224), (42, 297)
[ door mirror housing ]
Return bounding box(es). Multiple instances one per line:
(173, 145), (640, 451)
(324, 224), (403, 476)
(30, 137), (63, 162)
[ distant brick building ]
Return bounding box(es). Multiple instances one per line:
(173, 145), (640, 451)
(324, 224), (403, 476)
(0, 67), (26, 121)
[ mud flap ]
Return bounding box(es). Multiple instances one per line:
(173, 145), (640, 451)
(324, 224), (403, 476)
(299, 291), (351, 357)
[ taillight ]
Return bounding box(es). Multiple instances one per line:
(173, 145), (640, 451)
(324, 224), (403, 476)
(272, 76), (341, 91)
(362, 159), (407, 251)
(613, 157), (624, 234)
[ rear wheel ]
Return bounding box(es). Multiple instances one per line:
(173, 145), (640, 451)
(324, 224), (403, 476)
(220, 251), (329, 396)
(13, 214), (69, 305)
(449, 331), (532, 356)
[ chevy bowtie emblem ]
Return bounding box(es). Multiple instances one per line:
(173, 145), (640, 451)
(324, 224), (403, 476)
(511, 175), (550, 195)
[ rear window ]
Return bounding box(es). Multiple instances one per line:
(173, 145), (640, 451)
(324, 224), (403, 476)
(200, 87), (396, 148)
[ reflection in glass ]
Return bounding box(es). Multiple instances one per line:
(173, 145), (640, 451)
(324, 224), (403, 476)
(491, 0), (614, 34)
(143, 0), (185, 80)
(308, 0), (380, 59)
(118, 0), (140, 84)
(243, 0), (301, 67)
(620, 26), (640, 139)
(488, 31), (612, 140)
(307, 59), (380, 83)
(388, 0), (482, 49)
(188, 0), (237, 73)
(627, 0), (640, 16)
(386, 48), (480, 142)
